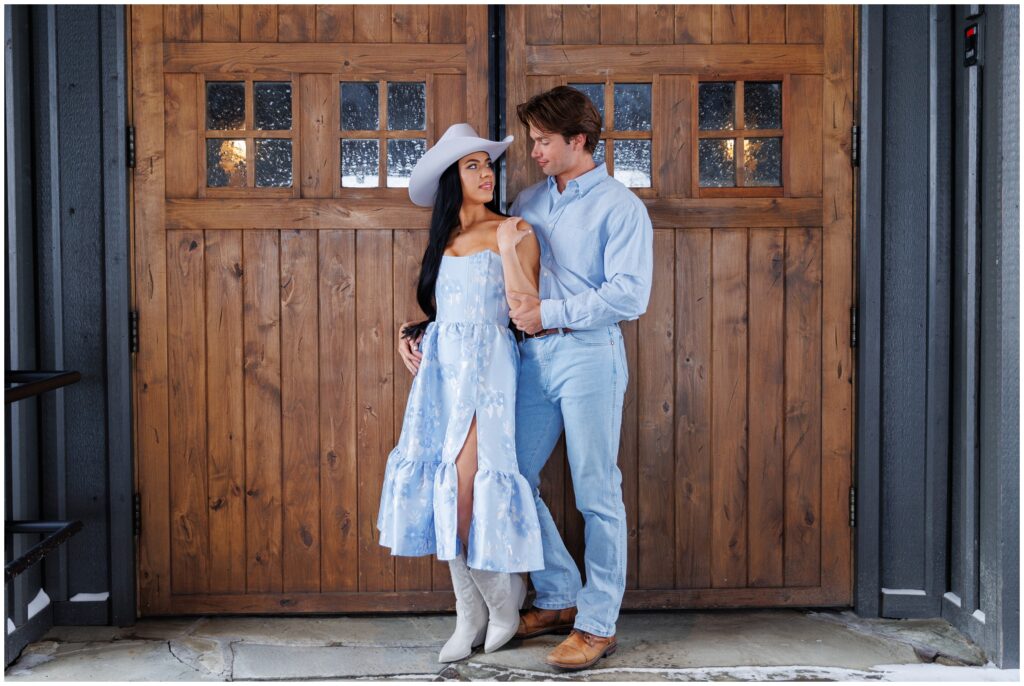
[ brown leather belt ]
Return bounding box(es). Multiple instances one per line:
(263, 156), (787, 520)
(515, 327), (573, 342)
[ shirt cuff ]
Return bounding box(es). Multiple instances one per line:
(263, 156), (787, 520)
(540, 299), (567, 330)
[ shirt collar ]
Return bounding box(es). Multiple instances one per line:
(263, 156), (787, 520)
(546, 163), (608, 199)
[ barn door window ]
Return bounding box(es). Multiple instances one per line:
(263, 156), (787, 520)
(340, 80), (427, 188)
(569, 82), (652, 189)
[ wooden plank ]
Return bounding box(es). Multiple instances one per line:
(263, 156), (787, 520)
(465, 5), (490, 136)
(525, 6), (562, 46)
(319, 230), (359, 592)
(354, 4), (391, 43)
(505, 6), (529, 202)
(391, 5), (429, 43)
(600, 5), (637, 45)
(644, 197), (823, 229)
(240, 5), (277, 41)
(750, 5), (786, 44)
(785, 75), (823, 197)
(166, 230), (210, 595)
(527, 44), (823, 78)
(430, 74), (467, 144)
(132, 4), (172, 616)
(202, 5), (240, 42)
(637, 5), (675, 45)
(163, 5), (202, 42)
(164, 74), (199, 198)
(655, 74), (693, 198)
(787, 5), (824, 44)
(712, 5), (748, 43)
(562, 4), (600, 45)
(243, 230), (283, 593)
(278, 5), (316, 42)
(393, 230), (432, 591)
(165, 43), (467, 76)
(675, 5), (711, 44)
(820, 4), (855, 603)
(747, 229), (785, 587)
(356, 231), (396, 592)
(428, 5), (465, 44)
(783, 227), (822, 587)
(316, 5), (354, 42)
(674, 230), (712, 589)
(204, 230), (246, 594)
(300, 74), (335, 198)
(281, 230), (321, 592)
(710, 228), (748, 588)
(637, 230), (675, 589)
(617, 318), (639, 590)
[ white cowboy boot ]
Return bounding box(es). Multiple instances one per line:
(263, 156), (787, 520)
(438, 552), (488, 662)
(467, 567), (528, 653)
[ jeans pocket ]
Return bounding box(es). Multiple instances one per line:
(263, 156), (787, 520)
(566, 330), (609, 346)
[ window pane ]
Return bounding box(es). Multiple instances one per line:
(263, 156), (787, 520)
(698, 138), (735, 187)
(569, 83), (605, 130)
(387, 139), (426, 187)
(387, 82), (426, 131)
(612, 139), (651, 188)
(743, 137), (781, 186)
(206, 139), (247, 187)
(254, 82), (292, 131)
(341, 139), (379, 187)
(744, 82), (781, 130)
(206, 82), (245, 130)
(341, 82), (379, 131)
(698, 82), (734, 131)
(593, 139), (606, 165)
(255, 139), (293, 187)
(613, 83), (651, 131)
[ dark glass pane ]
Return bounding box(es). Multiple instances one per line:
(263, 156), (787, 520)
(593, 139), (606, 165)
(613, 83), (651, 131)
(206, 81), (245, 130)
(569, 83), (605, 129)
(341, 139), (380, 187)
(206, 139), (247, 187)
(698, 138), (735, 187)
(744, 81), (782, 130)
(698, 82), (734, 131)
(743, 137), (781, 186)
(387, 82), (426, 131)
(341, 82), (379, 131)
(387, 139), (426, 187)
(254, 82), (292, 131)
(255, 139), (293, 187)
(612, 139), (651, 188)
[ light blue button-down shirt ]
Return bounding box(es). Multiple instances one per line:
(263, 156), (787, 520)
(510, 164), (654, 330)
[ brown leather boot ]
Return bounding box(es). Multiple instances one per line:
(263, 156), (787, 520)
(514, 606), (578, 639)
(545, 629), (618, 670)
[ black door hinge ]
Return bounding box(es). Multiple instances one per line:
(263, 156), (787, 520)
(850, 306), (858, 348)
(133, 492), (141, 536)
(849, 487), (856, 527)
(130, 310), (139, 354)
(127, 125), (136, 168)
(851, 124), (860, 167)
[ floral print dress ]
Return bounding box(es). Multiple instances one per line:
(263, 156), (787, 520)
(377, 249), (544, 573)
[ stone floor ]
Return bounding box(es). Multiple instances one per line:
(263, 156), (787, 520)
(5, 608), (1018, 681)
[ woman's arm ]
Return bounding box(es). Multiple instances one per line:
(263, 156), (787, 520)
(496, 217), (540, 305)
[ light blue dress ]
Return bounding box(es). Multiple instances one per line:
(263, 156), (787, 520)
(377, 249), (545, 573)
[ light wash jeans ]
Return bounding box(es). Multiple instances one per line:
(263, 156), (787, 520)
(514, 324), (628, 638)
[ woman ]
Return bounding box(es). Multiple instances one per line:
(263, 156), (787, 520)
(376, 123), (544, 662)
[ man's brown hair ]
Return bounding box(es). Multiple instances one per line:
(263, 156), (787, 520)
(516, 85), (601, 154)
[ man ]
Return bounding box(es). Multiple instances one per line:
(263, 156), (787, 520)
(506, 85), (653, 670)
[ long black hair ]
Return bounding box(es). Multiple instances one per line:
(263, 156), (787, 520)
(401, 159), (506, 340)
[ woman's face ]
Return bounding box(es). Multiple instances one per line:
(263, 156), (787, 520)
(457, 151), (495, 206)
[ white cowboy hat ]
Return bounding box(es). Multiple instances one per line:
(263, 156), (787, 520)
(408, 123), (514, 207)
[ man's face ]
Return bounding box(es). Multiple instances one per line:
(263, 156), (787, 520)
(528, 124), (586, 177)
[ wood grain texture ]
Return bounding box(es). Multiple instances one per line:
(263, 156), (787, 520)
(354, 4), (391, 43)
(712, 5), (748, 44)
(300, 74), (335, 198)
(390, 5), (429, 43)
(562, 4), (600, 44)
(600, 4), (638, 44)
(240, 5), (277, 41)
(164, 5), (202, 42)
(655, 74), (693, 198)
(278, 5), (315, 42)
(428, 5), (465, 43)
(526, 5), (563, 45)
(785, 75), (823, 197)
(465, 5), (490, 136)
(637, 5), (675, 45)
(675, 5), (711, 44)
(787, 5), (825, 44)
(164, 74), (199, 198)
(619, 317), (639, 589)
(316, 5), (354, 42)
(202, 5), (240, 42)
(749, 5), (786, 44)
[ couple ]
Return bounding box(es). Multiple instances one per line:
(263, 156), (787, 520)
(376, 86), (653, 670)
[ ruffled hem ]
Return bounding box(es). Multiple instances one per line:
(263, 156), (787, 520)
(377, 453), (545, 573)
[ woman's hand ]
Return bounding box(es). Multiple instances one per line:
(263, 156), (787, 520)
(497, 216), (531, 253)
(397, 320), (423, 375)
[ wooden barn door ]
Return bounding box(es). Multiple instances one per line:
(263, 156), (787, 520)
(130, 4), (488, 615)
(506, 5), (856, 607)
